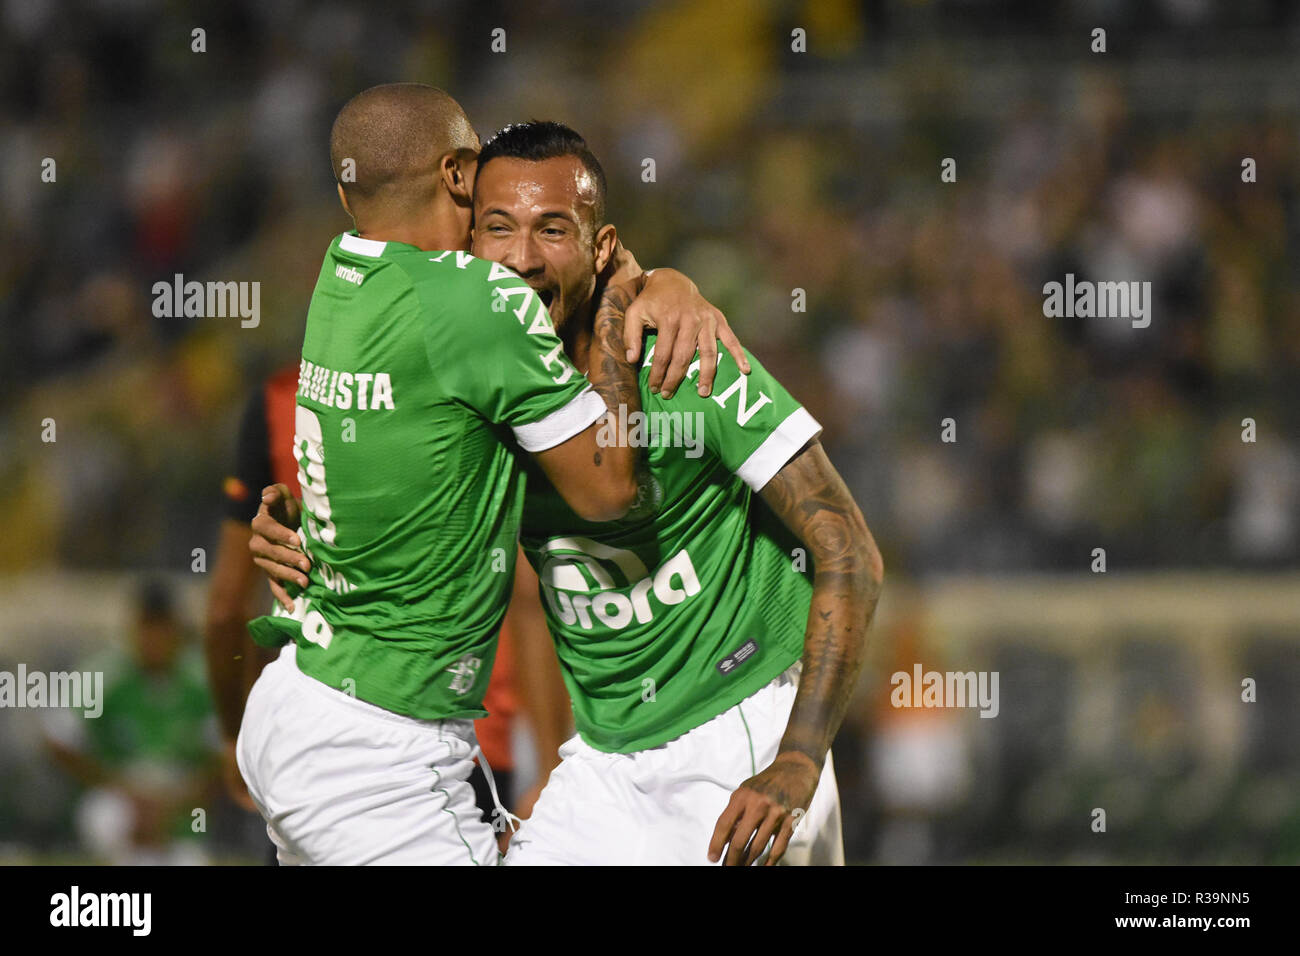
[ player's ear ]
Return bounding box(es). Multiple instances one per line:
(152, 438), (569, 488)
(442, 149), (477, 207)
(592, 223), (617, 275)
(337, 183), (355, 220)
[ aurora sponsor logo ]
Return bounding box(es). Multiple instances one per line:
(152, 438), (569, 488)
(537, 537), (700, 631)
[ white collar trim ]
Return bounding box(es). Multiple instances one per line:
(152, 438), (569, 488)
(339, 233), (387, 257)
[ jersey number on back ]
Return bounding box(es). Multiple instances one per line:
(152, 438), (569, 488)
(294, 405), (338, 547)
(292, 406), (338, 651)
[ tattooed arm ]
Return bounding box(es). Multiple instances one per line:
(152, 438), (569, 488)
(709, 439), (884, 865)
(583, 280), (643, 424)
(528, 281), (643, 523)
(583, 280), (662, 520)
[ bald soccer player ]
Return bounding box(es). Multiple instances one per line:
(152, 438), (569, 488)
(236, 85), (742, 866)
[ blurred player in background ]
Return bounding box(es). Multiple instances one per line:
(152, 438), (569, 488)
(237, 84), (738, 866)
(45, 580), (219, 865)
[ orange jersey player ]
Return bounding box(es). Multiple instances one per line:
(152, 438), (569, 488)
(204, 364), (303, 813)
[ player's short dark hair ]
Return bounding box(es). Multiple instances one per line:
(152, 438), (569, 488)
(476, 121), (607, 230)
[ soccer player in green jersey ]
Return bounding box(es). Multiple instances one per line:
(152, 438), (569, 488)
(254, 121), (885, 865)
(477, 123), (883, 866)
(236, 86), (748, 866)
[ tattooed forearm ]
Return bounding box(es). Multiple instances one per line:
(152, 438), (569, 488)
(570, 279), (646, 494)
(587, 281), (642, 418)
(759, 440), (884, 772)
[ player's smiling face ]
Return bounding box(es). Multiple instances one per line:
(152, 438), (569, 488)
(472, 155), (613, 332)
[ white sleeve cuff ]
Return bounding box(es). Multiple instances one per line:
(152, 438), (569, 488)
(734, 406), (823, 491)
(512, 388), (607, 452)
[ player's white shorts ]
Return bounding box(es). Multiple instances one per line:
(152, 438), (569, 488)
(236, 643), (500, 866)
(506, 663), (844, 866)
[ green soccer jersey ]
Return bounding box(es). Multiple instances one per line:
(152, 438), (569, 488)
(519, 336), (823, 752)
(247, 232), (604, 720)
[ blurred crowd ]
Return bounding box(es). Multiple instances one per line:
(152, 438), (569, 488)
(3, 0), (1299, 577)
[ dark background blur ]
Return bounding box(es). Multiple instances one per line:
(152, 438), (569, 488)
(1, 0), (1298, 863)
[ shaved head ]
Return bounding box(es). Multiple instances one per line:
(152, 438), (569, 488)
(329, 83), (479, 218)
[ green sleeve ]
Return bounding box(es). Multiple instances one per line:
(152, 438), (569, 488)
(422, 256), (604, 451)
(643, 339), (822, 490)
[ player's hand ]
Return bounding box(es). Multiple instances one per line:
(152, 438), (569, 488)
(249, 484), (309, 612)
(708, 751), (820, 866)
(221, 739), (256, 813)
(623, 268), (749, 399)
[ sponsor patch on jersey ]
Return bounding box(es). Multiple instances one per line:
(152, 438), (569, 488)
(446, 654), (483, 696)
(716, 638), (759, 675)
